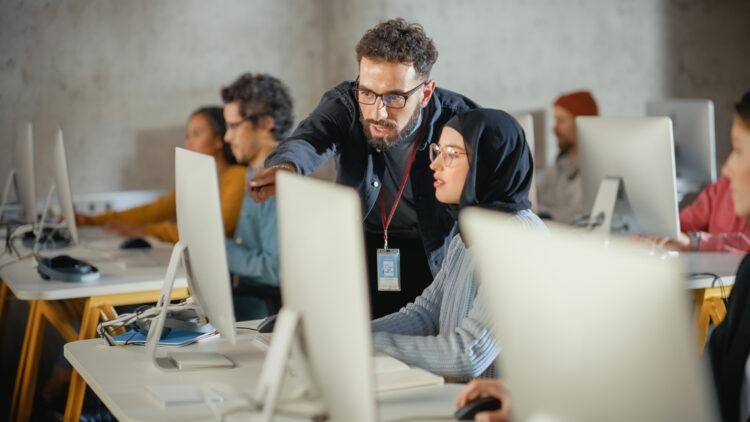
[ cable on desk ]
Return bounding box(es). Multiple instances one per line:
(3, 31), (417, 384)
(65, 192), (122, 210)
(235, 326), (259, 332)
(689, 272), (729, 308)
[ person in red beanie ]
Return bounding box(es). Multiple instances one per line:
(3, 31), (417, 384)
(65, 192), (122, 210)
(536, 90), (598, 224)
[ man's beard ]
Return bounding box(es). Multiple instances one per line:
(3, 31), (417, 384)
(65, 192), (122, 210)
(361, 106), (422, 151)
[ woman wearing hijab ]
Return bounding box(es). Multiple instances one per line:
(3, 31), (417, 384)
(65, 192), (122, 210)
(370, 108), (545, 379)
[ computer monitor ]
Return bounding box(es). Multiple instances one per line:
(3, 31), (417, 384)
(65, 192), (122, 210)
(268, 172), (377, 421)
(512, 113), (538, 211)
(578, 116), (680, 238)
(52, 129), (79, 244)
(12, 123), (37, 223)
(460, 208), (718, 421)
(144, 148), (237, 367)
(647, 99), (716, 190)
(174, 147), (236, 344)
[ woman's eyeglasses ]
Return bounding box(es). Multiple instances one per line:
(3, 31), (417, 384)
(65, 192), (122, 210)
(429, 143), (467, 167)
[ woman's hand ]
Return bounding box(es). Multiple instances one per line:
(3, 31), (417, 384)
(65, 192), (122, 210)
(75, 213), (93, 226)
(456, 379), (512, 422)
(630, 233), (691, 251)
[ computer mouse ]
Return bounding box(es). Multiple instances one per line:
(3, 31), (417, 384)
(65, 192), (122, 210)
(257, 314), (277, 333)
(454, 396), (502, 421)
(120, 237), (152, 249)
(37, 255), (101, 282)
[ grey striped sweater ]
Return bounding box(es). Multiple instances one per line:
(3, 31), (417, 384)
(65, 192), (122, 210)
(371, 209), (545, 378)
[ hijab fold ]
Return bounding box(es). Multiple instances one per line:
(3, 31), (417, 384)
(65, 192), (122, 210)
(443, 109), (534, 220)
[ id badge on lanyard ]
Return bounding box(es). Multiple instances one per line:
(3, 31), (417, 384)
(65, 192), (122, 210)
(376, 137), (420, 293)
(377, 246), (401, 292)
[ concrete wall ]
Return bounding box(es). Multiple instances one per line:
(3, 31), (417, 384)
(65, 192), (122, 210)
(321, 0), (750, 167)
(663, 0), (750, 166)
(1, 0), (748, 196)
(0, 0), (328, 195)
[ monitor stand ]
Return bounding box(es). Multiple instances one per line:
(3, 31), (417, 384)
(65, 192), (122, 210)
(0, 169), (15, 223)
(28, 183), (72, 252)
(587, 176), (622, 237)
(253, 308), (327, 421)
(144, 241), (233, 371)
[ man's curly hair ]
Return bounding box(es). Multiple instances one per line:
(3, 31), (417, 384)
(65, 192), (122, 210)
(220, 73), (294, 140)
(355, 18), (438, 79)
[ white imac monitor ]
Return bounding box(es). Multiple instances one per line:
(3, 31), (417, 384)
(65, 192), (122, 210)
(273, 172), (377, 422)
(647, 99), (717, 190)
(512, 113), (538, 211)
(578, 116), (680, 238)
(460, 208), (718, 421)
(174, 148), (236, 344)
(144, 148), (236, 371)
(16, 123), (37, 223)
(53, 129), (79, 244)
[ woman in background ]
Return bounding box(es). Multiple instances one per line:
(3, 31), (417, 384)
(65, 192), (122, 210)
(76, 106), (246, 242)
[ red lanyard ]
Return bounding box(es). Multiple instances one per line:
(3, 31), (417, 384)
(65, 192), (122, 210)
(379, 139), (420, 248)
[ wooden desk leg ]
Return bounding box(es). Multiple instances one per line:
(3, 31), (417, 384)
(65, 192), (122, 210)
(694, 289), (706, 312)
(9, 299), (81, 422)
(40, 301), (80, 343)
(62, 288), (190, 421)
(9, 300), (38, 421)
(694, 289), (708, 352)
(0, 280), (9, 328)
(63, 299), (100, 422)
(14, 300), (46, 422)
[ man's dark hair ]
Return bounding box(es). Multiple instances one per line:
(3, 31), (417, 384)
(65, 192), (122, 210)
(355, 18), (438, 79)
(221, 73), (294, 140)
(737, 90), (750, 127)
(190, 106), (237, 165)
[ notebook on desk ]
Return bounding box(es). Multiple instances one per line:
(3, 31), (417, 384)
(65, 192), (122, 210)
(373, 354), (444, 393)
(251, 335), (443, 392)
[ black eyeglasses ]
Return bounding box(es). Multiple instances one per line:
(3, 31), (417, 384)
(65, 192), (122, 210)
(354, 80), (426, 109)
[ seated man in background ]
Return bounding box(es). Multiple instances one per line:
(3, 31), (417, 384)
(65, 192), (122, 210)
(221, 73), (294, 320)
(536, 90), (599, 224)
(76, 106), (246, 243)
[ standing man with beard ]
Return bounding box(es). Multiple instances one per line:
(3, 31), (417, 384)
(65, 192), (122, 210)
(248, 18), (479, 318)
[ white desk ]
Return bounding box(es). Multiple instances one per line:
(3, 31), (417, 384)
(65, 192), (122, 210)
(1, 243), (181, 300)
(64, 332), (463, 422)
(682, 251), (742, 290)
(0, 228), (189, 422)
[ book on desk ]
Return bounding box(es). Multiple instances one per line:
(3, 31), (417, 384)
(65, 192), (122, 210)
(110, 326), (217, 346)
